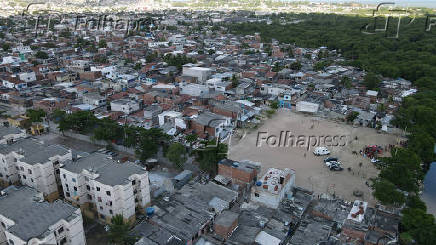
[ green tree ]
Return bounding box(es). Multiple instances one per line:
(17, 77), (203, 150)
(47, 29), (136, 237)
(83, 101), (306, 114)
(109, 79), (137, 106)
(166, 143), (186, 169)
(98, 39), (107, 48)
(133, 63), (142, 71)
(185, 134), (198, 147)
(135, 138), (158, 162)
(195, 140), (227, 175)
(346, 111), (359, 123)
(35, 51), (49, 59)
(289, 61), (302, 71)
(372, 178), (405, 206)
(340, 77), (352, 89)
(107, 215), (137, 245)
(363, 72), (381, 90)
(26, 109), (46, 122)
(270, 101), (279, 109)
(231, 74), (239, 88)
(2, 43), (11, 51)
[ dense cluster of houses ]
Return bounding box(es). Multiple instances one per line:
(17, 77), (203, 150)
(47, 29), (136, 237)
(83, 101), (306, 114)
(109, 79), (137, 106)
(0, 10), (409, 245)
(0, 128), (401, 245)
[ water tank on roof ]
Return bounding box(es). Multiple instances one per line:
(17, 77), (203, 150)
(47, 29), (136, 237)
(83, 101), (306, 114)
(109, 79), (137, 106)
(232, 162), (239, 168)
(146, 207), (154, 216)
(256, 181), (262, 186)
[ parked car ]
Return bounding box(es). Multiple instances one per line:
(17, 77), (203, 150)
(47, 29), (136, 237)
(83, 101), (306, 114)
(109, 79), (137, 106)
(324, 157), (338, 163)
(325, 161), (343, 171)
(313, 147), (330, 156)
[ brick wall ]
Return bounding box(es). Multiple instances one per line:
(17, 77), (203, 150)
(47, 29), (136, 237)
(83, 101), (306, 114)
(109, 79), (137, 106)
(214, 219), (238, 239)
(218, 164), (256, 185)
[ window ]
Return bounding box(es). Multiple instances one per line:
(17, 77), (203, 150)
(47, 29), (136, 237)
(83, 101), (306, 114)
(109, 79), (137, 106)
(98, 197), (102, 202)
(58, 227), (64, 233)
(109, 210), (113, 214)
(1, 222), (5, 228)
(8, 239), (14, 245)
(15, 166), (18, 170)
(99, 206), (103, 210)
(106, 191), (111, 196)
(73, 187), (77, 191)
(31, 178), (34, 182)
(107, 201), (112, 206)
(63, 174), (66, 179)
(132, 180), (136, 185)
(22, 175), (26, 179)
(72, 178), (76, 183)
(0, 173), (3, 177)
(87, 194), (92, 200)
(96, 187), (100, 191)
(254, 193), (259, 197)
(66, 192), (70, 197)
(20, 167), (23, 171)
(28, 169), (32, 174)
(55, 169), (60, 174)
(86, 185), (90, 191)
(60, 237), (67, 245)
(100, 214), (105, 219)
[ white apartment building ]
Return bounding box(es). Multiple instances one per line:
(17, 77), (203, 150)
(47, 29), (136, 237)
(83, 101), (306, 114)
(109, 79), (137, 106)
(0, 138), (72, 201)
(60, 153), (151, 223)
(0, 186), (86, 245)
(251, 168), (295, 208)
(110, 99), (140, 115)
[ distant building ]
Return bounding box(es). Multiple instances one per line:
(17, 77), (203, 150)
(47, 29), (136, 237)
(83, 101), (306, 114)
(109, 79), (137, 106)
(296, 101), (319, 113)
(0, 186), (86, 245)
(82, 93), (106, 107)
(182, 64), (212, 83)
(111, 99), (140, 114)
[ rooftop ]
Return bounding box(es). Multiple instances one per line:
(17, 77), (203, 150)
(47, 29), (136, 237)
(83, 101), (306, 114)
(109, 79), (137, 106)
(0, 126), (23, 138)
(0, 186), (78, 241)
(214, 210), (239, 227)
(0, 138), (70, 165)
(63, 152), (146, 186)
(192, 111), (229, 127)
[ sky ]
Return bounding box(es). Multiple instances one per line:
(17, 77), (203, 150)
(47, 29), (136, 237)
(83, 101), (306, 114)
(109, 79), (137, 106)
(303, 0), (436, 8)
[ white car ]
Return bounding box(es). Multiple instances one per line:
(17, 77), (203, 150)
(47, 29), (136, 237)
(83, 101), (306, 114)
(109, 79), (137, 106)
(313, 147), (330, 156)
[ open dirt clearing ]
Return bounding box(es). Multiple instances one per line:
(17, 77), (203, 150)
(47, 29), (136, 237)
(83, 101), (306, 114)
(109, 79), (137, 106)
(229, 109), (402, 205)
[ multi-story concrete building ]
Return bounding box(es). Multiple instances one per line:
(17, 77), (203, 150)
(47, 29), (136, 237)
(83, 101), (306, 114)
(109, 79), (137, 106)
(60, 153), (151, 224)
(0, 138), (72, 201)
(182, 64), (212, 83)
(251, 168), (295, 208)
(0, 186), (86, 245)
